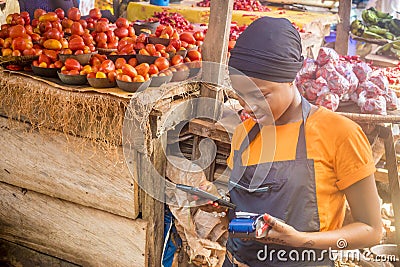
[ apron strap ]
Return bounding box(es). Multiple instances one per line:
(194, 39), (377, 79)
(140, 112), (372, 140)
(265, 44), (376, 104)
(237, 122), (261, 157)
(295, 97), (311, 160)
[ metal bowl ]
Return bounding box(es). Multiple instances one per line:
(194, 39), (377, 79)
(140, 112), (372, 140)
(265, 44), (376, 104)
(189, 67), (201, 78)
(116, 78), (151, 93)
(133, 21), (160, 34)
(58, 72), (88, 85)
(148, 36), (170, 46)
(58, 53), (93, 65)
(370, 244), (398, 260)
(136, 54), (160, 64)
(150, 75), (172, 87)
(31, 65), (60, 78)
(87, 77), (116, 88)
(171, 69), (190, 82)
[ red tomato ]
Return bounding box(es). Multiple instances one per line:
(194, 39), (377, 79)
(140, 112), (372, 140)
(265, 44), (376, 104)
(115, 58), (127, 69)
(128, 58), (138, 67)
(187, 50), (202, 61)
(34, 9), (46, 20)
(148, 64), (159, 75)
(171, 55), (184, 66)
(114, 27), (129, 39)
(89, 8), (102, 20)
(99, 59), (115, 73)
(120, 74), (132, 82)
(179, 32), (196, 45)
(65, 58), (82, 71)
(95, 21), (109, 33)
(71, 22), (84, 36)
(135, 63), (150, 76)
(38, 54), (51, 65)
(8, 25), (25, 39)
(122, 64), (137, 78)
(55, 8), (65, 19)
(116, 18), (129, 29)
(67, 7), (81, 21)
(145, 44), (156, 55)
(155, 44), (166, 52)
(68, 36), (85, 51)
(193, 31), (205, 41)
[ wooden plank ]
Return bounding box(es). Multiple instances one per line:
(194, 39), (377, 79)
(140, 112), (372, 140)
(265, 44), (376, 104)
(381, 125), (400, 255)
(188, 119), (232, 144)
(0, 239), (79, 267)
(335, 0), (351, 55)
(0, 117), (139, 219)
(0, 182), (147, 267)
(140, 137), (166, 267)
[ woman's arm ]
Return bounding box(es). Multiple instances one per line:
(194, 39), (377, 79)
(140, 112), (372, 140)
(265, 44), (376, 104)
(260, 175), (382, 250)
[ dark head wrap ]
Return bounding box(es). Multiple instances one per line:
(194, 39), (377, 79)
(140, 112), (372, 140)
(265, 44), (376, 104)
(229, 16), (304, 83)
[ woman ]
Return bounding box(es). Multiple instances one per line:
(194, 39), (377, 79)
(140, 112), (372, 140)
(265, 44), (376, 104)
(223, 16), (382, 266)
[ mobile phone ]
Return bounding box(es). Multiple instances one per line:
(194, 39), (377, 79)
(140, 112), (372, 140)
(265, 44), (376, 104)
(176, 184), (236, 210)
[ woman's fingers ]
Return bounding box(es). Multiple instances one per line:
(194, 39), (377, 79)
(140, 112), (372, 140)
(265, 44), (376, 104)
(262, 213), (287, 232)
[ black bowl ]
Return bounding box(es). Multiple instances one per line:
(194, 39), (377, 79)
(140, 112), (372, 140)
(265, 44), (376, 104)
(148, 36), (170, 46)
(58, 72), (88, 85)
(87, 77), (117, 88)
(31, 65), (60, 78)
(116, 78), (151, 93)
(136, 54), (160, 64)
(150, 75), (172, 87)
(133, 21), (160, 34)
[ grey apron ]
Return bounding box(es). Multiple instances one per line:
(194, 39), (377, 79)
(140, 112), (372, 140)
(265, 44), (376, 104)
(224, 98), (334, 267)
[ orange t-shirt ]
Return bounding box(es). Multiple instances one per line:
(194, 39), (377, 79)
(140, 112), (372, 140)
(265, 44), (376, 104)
(227, 107), (376, 231)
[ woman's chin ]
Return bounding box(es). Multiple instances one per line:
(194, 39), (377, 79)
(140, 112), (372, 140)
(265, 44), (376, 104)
(253, 114), (274, 126)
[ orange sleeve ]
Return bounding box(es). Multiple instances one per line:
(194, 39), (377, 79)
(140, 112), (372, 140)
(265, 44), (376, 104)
(334, 125), (376, 190)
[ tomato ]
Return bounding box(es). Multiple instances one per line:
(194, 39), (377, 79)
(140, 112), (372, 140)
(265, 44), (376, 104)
(6, 64), (23, 71)
(119, 43), (134, 54)
(52, 21), (63, 32)
(34, 9), (46, 20)
(193, 31), (205, 41)
(32, 60), (39, 67)
(12, 50), (21, 56)
(22, 48), (36, 56)
(39, 12), (58, 22)
(44, 28), (62, 41)
(74, 49), (84, 55)
(120, 74), (132, 82)
(122, 63), (137, 78)
(116, 18), (129, 29)
(20, 12), (30, 25)
(133, 75), (145, 82)
(68, 38), (84, 51)
(99, 59), (115, 73)
(108, 40), (118, 49)
(91, 57), (102, 67)
(95, 21), (109, 33)
(148, 64), (159, 75)
(171, 55), (184, 66)
(115, 58), (127, 69)
(82, 33), (94, 46)
(54, 60), (63, 68)
(68, 69), (80, 75)
(105, 30), (116, 43)
(67, 7), (81, 21)
(180, 32), (196, 45)
(161, 25), (174, 37)
(39, 21), (52, 34)
(55, 8), (65, 20)
(134, 42), (145, 51)
(87, 72), (96, 78)
(187, 50), (202, 61)
(154, 57), (170, 71)
(44, 49), (58, 61)
(169, 39), (181, 50)
(136, 33), (147, 43)
(38, 54), (51, 65)
(135, 63), (150, 76)
(8, 25), (25, 39)
(108, 71), (117, 82)
(62, 18), (74, 29)
(139, 49), (150, 56)
(11, 37), (27, 51)
(65, 58), (82, 71)
(155, 44), (166, 52)
(145, 44), (156, 55)
(96, 71), (107, 78)
(24, 25), (33, 35)
(127, 27), (135, 37)
(89, 8), (102, 20)
(95, 32), (107, 44)
(1, 48), (12, 56)
(71, 22), (84, 36)
(128, 58), (138, 67)
(114, 27), (129, 39)
(166, 44), (176, 53)
(79, 19), (88, 29)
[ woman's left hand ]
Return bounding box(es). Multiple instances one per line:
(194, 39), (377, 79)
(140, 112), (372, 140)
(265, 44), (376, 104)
(255, 214), (308, 248)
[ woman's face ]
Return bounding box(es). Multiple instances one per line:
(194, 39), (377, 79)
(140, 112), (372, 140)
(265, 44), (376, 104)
(230, 75), (295, 125)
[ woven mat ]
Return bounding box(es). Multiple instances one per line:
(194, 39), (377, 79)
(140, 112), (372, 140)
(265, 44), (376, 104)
(3, 70), (136, 99)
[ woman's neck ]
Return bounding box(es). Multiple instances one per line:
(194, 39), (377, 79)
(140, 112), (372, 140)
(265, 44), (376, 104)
(275, 92), (303, 125)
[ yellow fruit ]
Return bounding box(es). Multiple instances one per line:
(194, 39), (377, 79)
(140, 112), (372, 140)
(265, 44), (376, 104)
(61, 66), (67, 71)
(2, 48), (12, 56)
(39, 62), (48, 68)
(96, 71), (107, 78)
(43, 39), (62, 50)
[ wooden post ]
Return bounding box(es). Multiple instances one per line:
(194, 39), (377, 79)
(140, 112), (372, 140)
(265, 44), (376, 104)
(380, 125), (400, 255)
(140, 135), (166, 267)
(335, 0), (351, 55)
(198, 0), (234, 118)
